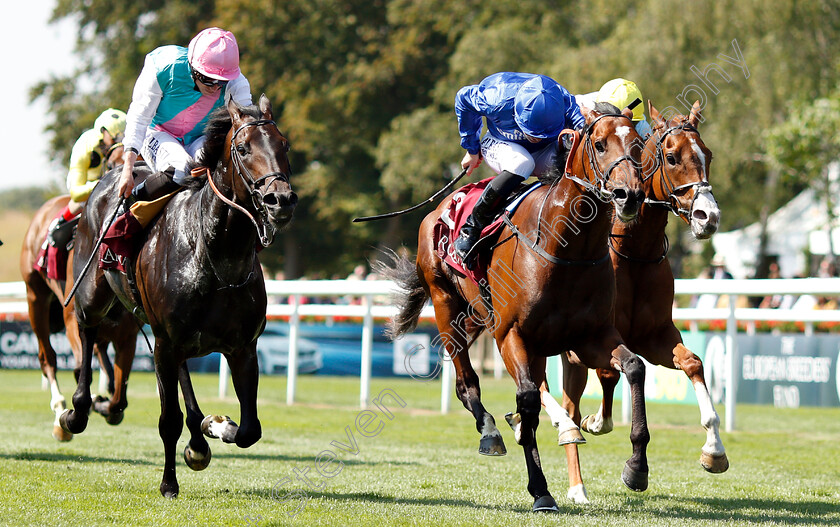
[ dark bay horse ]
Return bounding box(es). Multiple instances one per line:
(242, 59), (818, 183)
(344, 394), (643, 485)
(19, 149), (138, 441)
(384, 104), (649, 511)
(554, 101), (726, 488)
(62, 94), (297, 498)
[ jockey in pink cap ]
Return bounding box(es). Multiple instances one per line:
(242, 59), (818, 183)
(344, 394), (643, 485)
(118, 27), (252, 202)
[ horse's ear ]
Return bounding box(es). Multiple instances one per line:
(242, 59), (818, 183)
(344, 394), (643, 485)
(648, 100), (665, 130)
(688, 100), (702, 127)
(227, 96), (245, 123)
(259, 93), (273, 120)
(621, 106), (634, 120)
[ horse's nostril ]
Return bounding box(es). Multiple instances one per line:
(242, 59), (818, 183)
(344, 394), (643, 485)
(693, 209), (708, 222)
(262, 194), (278, 206)
(613, 188), (627, 201)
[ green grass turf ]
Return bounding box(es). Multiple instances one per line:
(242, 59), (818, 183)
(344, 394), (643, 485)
(0, 369), (838, 526)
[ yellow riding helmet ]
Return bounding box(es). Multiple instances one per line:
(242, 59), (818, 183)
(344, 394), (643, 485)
(597, 78), (644, 122)
(94, 108), (127, 140)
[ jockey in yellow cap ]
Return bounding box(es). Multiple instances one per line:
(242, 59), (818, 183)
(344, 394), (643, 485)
(46, 108), (127, 248)
(576, 78), (653, 140)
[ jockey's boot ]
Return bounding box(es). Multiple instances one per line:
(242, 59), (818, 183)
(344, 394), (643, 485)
(47, 207), (80, 249)
(131, 167), (181, 202)
(454, 170), (524, 269)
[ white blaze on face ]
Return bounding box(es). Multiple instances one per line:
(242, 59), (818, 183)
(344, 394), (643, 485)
(689, 138), (707, 180)
(615, 125), (631, 143)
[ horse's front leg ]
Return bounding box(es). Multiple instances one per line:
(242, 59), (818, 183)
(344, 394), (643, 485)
(59, 326), (96, 435)
(155, 343), (183, 498)
(501, 328), (557, 512)
(551, 356), (589, 504)
(607, 341), (650, 492)
(673, 341), (728, 473)
(224, 345), (262, 449)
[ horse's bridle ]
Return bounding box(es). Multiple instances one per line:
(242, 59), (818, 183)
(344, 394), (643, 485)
(565, 113), (640, 201)
(207, 118), (291, 247)
(643, 120), (713, 219)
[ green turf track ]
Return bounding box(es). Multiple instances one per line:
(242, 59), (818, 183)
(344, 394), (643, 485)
(0, 369), (837, 526)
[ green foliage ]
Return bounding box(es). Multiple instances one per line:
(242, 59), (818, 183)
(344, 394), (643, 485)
(32, 0), (840, 278)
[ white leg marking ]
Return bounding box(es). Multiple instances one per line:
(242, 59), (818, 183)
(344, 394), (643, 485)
(98, 365), (110, 397)
(49, 380), (66, 425)
(567, 483), (590, 505)
(541, 390), (577, 433)
(480, 414), (501, 439)
(694, 381), (725, 456)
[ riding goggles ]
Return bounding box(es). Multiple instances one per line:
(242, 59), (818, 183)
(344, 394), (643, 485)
(190, 65), (228, 87)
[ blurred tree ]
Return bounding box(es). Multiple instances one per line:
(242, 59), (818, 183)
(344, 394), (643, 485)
(31, 0), (840, 279)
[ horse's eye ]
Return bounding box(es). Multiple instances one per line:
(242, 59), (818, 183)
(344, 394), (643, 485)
(236, 144), (248, 155)
(666, 153), (677, 165)
(594, 141), (605, 153)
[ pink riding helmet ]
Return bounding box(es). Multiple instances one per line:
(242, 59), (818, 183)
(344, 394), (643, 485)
(187, 27), (241, 81)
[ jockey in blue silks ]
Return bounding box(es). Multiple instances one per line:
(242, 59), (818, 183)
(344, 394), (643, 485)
(453, 72), (585, 268)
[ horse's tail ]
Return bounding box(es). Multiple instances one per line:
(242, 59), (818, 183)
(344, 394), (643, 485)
(373, 249), (428, 340)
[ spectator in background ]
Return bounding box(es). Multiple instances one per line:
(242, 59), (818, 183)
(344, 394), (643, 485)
(345, 264), (368, 305)
(759, 262), (784, 309)
(694, 254), (732, 310)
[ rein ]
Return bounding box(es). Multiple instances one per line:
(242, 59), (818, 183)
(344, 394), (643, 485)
(203, 119), (289, 247)
(564, 113), (638, 200)
(644, 121), (713, 219)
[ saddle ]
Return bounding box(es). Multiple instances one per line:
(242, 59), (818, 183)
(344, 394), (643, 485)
(33, 215), (79, 281)
(434, 178), (541, 285)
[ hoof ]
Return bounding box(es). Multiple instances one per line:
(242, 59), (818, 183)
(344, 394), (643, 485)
(558, 428), (586, 445)
(532, 494), (559, 512)
(504, 412), (523, 445)
(581, 414), (613, 435)
(160, 482), (179, 499)
(478, 435), (507, 456)
(621, 463), (649, 492)
(700, 452), (729, 473)
(201, 415), (239, 443)
(184, 444), (212, 471)
(105, 411), (125, 426)
(567, 484), (589, 504)
(52, 425), (73, 442)
(59, 409), (88, 435)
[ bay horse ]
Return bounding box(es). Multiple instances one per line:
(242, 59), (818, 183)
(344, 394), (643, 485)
(19, 146), (137, 442)
(62, 94), (297, 498)
(383, 104), (649, 512)
(550, 101), (726, 500)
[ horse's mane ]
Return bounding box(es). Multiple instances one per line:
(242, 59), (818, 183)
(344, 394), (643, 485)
(539, 102), (621, 184)
(184, 104), (265, 190)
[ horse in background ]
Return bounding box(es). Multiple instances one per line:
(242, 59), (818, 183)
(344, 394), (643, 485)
(19, 149), (138, 442)
(63, 94), (297, 498)
(382, 104), (649, 511)
(561, 100), (727, 469)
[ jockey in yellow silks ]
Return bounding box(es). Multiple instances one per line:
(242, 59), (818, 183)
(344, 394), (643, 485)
(47, 108), (127, 247)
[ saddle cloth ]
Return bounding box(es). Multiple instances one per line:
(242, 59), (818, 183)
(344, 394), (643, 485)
(433, 177), (541, 285)
(33, 213), (70, 281)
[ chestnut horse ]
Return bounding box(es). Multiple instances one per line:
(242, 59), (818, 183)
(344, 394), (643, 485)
(383, 104), (649, 511)
(62, 94), (297, 497)
(19, 146), (137, 441)
(553, 101), (726, 491)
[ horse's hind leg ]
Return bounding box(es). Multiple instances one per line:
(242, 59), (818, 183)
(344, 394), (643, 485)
(580, 368), (619, 435)
(93, 321), (136, 425)
(430, 287), (505, 456)
(673, 341), (728, 473)
(552, 357), (589, 504)
(178, 363), (212, 471)
(500, 329), (557, 512)
(26, 281), (71, 441)
(93, 340), (115, 396)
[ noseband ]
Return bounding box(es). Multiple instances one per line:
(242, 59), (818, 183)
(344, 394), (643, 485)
(565, 113), (640, 200)
(644, 121), (713, 219)
(207, 118), (291, 246)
